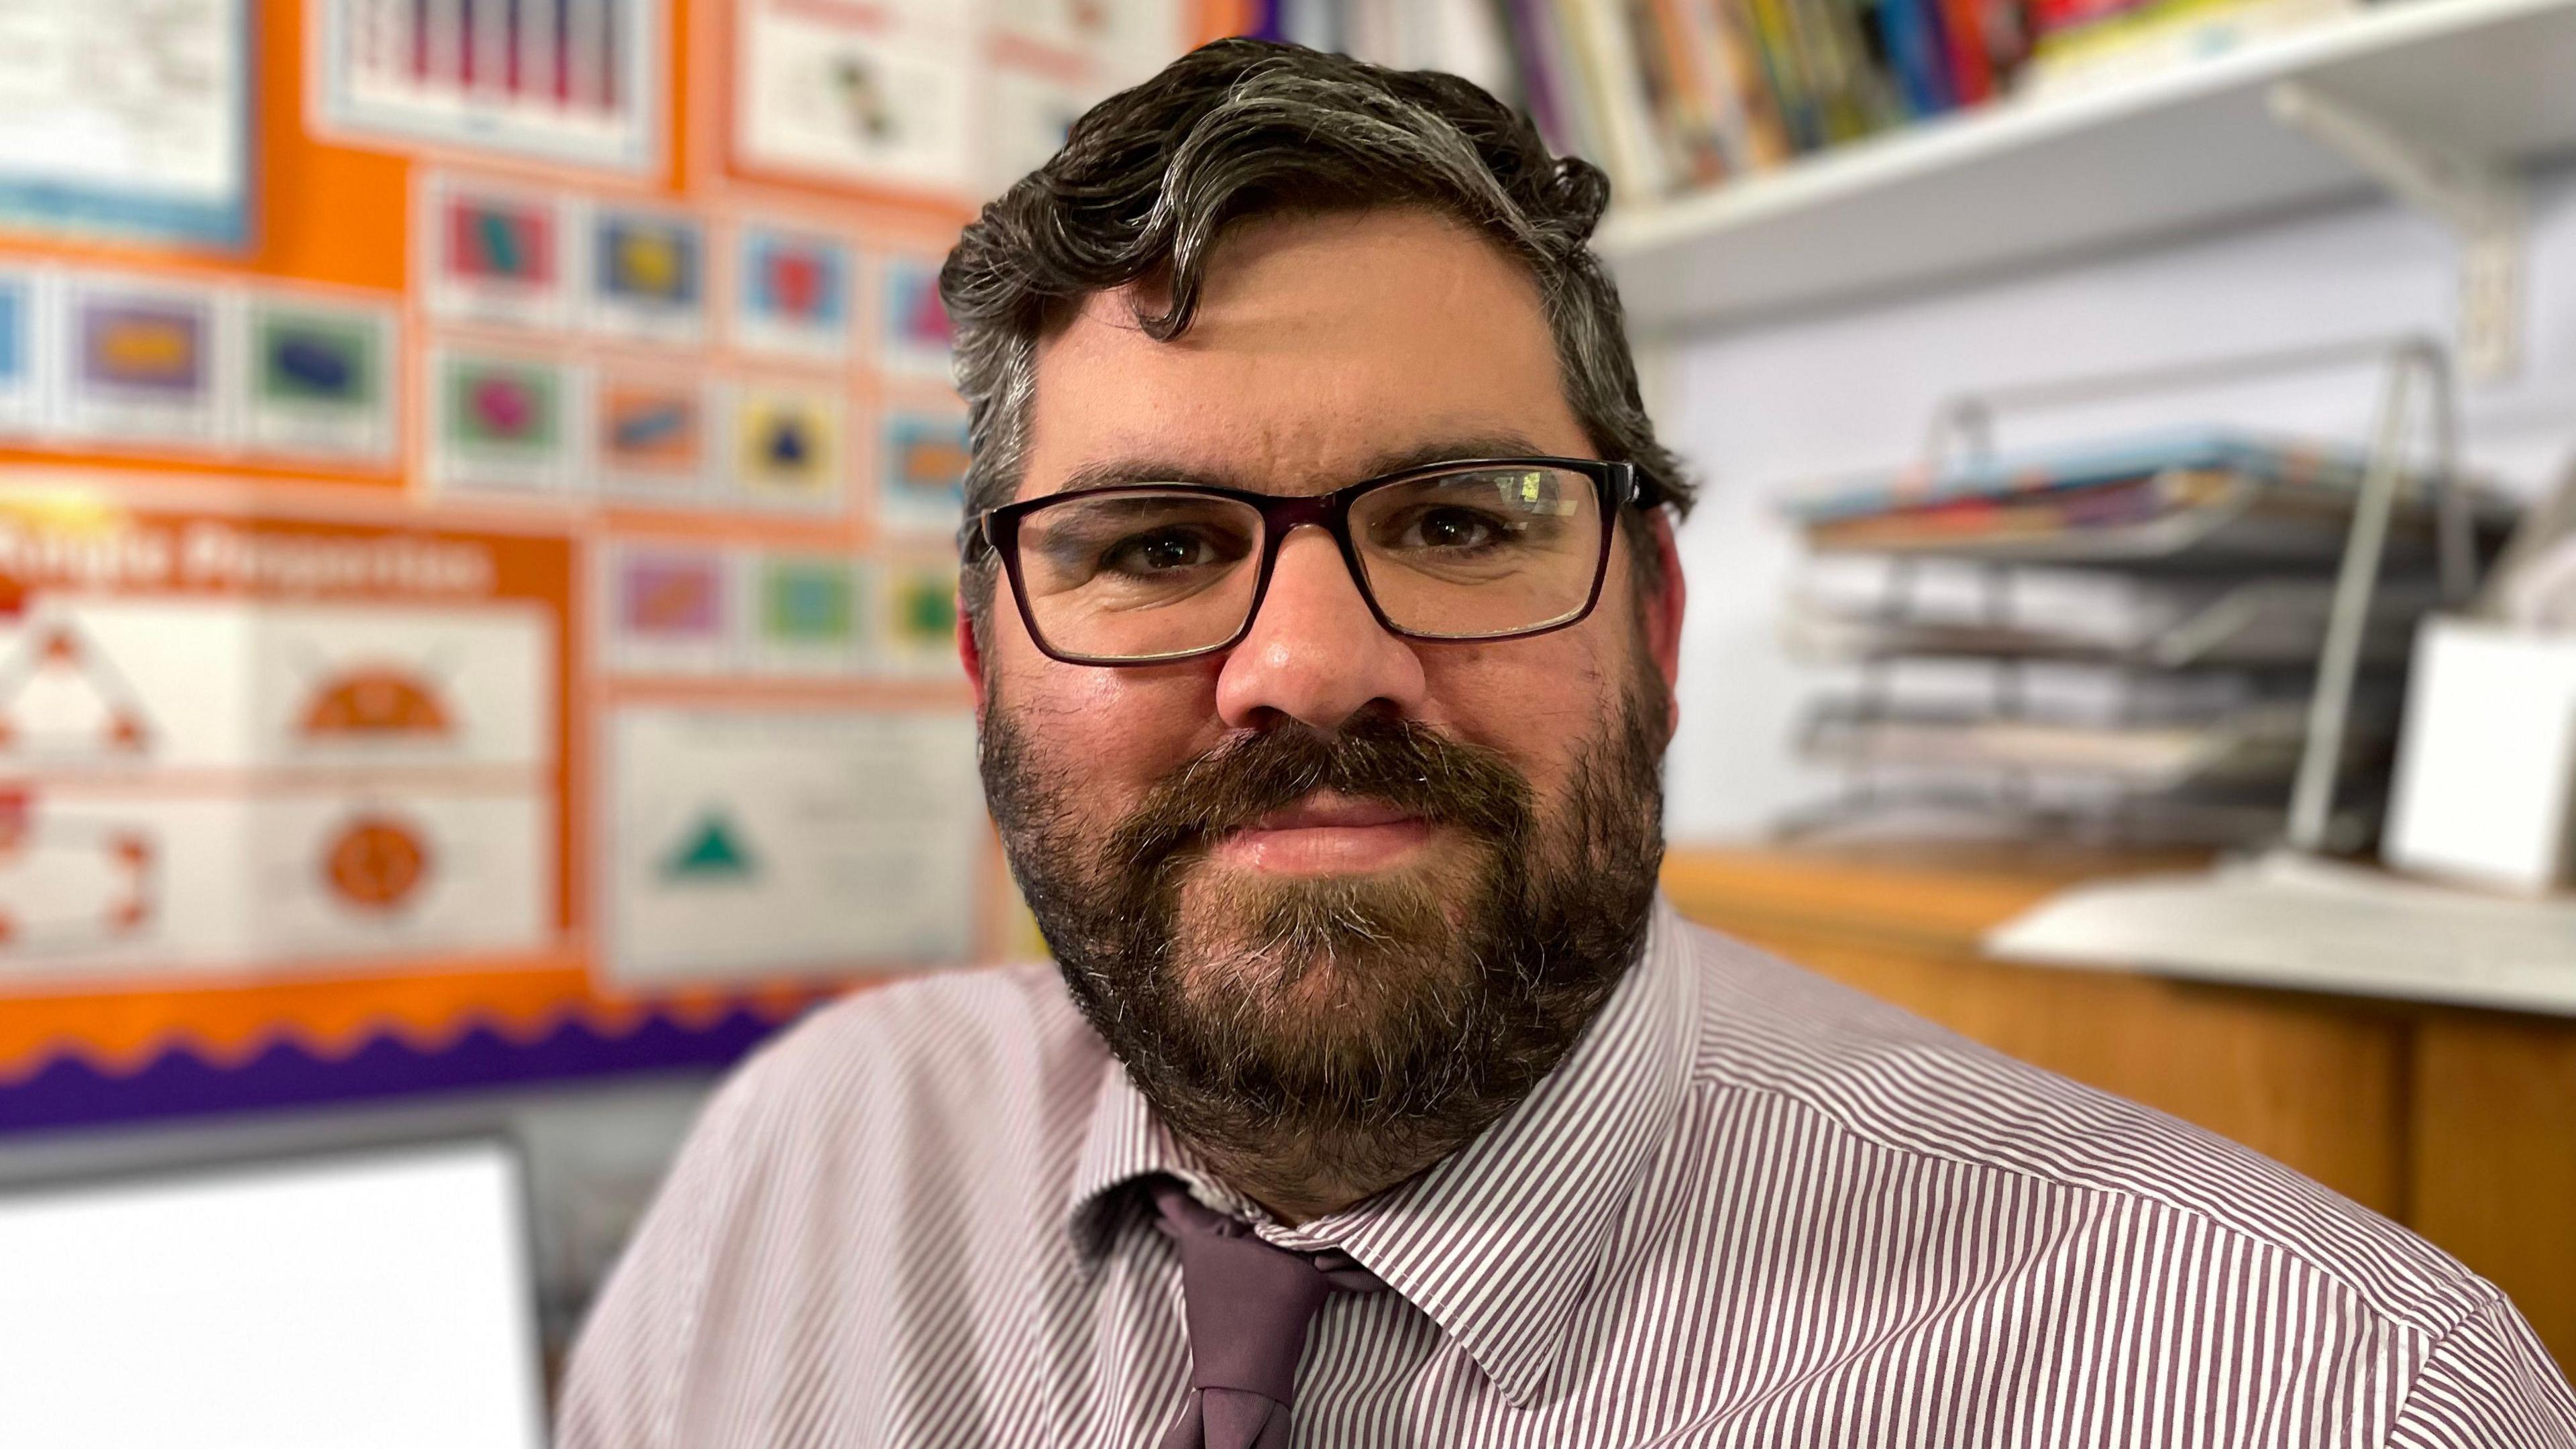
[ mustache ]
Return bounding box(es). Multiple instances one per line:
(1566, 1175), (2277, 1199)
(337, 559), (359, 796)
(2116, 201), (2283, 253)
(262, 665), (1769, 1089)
(1103, 710), (1534, 876)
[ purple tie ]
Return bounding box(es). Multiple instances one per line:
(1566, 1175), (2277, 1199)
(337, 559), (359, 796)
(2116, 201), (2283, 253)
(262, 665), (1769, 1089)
(1148, 1177), (1385, 1449)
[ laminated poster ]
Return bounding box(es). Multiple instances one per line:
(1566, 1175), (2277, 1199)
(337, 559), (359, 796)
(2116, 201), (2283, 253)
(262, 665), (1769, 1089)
(0, 499), (566, 985)
(879, 410), (971, 537)
(602, 541), (734, 676)
(730, 384), (845, 515)
(60, 275), (232, 447)
(877, 557), (963, 679)
(879, 254), (956, 379)
(0, 269), (45, 433)
(749, 553), (866, 678)
(422, 174), (571, 329)
(601, 705), (981, 986)
(0, 0), (252, 246)
(731, 0), (976, 197)
(244, 292), (400, 462)
(431, 348), (574, 496)
(314, 0), (663, 174)
(592, 370), (711, 505)
(730, 223), (853, 361)
(584, 205), (706, 345)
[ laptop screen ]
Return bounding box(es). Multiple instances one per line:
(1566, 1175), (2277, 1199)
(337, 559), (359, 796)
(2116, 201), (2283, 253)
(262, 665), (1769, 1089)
(0, 1136), (548, 1449)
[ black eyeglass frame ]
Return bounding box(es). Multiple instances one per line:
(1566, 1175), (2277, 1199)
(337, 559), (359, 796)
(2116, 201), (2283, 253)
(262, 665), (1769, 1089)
(971, 455), (1656, 667)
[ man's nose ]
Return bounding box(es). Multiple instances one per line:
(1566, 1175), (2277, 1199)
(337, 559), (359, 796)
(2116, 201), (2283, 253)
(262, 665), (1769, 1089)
(1214, 527), (1427, 733)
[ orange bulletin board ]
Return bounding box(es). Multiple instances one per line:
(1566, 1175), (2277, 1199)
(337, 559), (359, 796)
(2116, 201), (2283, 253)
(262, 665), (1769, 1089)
(0, 0), (1209, 1133)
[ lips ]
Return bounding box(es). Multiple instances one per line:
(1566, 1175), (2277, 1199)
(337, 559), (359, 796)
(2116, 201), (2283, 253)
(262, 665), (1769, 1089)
(1240, 792), (1424, 833)
(1204, 790), (1438, 874)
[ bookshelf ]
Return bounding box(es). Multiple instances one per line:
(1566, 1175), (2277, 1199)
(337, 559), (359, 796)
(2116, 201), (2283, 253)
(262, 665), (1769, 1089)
(1599, 0), (2576, 335)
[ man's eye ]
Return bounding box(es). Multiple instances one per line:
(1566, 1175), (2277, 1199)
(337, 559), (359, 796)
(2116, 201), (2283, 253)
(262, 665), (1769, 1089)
(1104, 528), (1223, 574)
(1397, 508), (1508, 551)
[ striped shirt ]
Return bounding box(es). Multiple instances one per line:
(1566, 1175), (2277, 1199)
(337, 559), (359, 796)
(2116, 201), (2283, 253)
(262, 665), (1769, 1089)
(559, 897), (2576, 1446)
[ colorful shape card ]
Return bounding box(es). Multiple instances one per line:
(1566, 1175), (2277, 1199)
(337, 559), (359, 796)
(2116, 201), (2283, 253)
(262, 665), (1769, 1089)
(876, 558), (961, 679)
(424, 174), (568, 328)
(879, 411), (969, 536)
(752, 554), (863, 676)
(880, 255), (954, 378)
(731, 386), (844, 514)
(62, 275), (229, 445)
(732, 223), (851, 360)
(431, 349), (571, 495)
(245, 292), (397, 462)
(605, 544), (735, 675)
(594, 372), (709, 504)
(0, 270), (44, 432)
(588, 207), (706, 343)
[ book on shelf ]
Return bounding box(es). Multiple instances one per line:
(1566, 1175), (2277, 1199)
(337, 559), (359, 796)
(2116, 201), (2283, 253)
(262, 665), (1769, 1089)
(2019, 0), (2359, 98)
(1448, 0), (2373, 205)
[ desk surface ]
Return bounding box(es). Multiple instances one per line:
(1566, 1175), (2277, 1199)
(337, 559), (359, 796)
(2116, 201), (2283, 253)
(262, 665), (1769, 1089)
(1660, 841), (2576, 1379)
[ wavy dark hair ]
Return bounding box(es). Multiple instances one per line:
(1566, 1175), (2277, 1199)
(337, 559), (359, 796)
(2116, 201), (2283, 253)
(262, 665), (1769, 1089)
(939, 37), (1693, 633)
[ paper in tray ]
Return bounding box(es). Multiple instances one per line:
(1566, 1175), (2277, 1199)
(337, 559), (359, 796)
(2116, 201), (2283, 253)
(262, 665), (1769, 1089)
(1784, 428), (2496, 570)
(1784, 559), (2436, 666)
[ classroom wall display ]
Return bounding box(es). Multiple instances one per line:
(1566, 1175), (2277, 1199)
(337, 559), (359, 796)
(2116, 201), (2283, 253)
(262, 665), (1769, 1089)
(0, 0), (254, 247)
(0, 0), (1201, 1138)
(311, 0), (664, 174)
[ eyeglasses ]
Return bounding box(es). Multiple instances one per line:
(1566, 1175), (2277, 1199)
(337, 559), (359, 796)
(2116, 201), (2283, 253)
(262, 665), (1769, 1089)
(971, 456), (1654, 666)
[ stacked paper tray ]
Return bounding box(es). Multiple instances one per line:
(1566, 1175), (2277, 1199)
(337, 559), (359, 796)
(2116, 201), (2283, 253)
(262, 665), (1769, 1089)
(1785, 559), (2436, 668)
(1784, 429), (2508, 570)
(1775, 429), (2470, 846)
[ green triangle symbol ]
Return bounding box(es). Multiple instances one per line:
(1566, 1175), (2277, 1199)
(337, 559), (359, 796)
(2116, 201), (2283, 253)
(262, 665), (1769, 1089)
(665, 812), (755, 879)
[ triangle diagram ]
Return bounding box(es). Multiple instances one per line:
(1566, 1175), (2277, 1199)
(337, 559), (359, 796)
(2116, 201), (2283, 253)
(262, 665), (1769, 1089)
(663, 811), (755, 881)
(0, 619), (152, 758)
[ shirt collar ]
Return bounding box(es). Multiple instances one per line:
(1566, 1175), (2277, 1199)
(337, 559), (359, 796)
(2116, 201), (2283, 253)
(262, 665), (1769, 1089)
(1063, 895), (1703, 1408)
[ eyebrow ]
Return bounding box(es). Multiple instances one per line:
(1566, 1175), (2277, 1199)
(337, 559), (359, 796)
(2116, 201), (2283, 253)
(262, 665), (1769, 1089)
(1044, 432), (1558, 497)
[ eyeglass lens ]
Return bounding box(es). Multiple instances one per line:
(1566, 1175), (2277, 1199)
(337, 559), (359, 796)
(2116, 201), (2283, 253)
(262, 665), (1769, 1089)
(1010, 465), (1606, 662)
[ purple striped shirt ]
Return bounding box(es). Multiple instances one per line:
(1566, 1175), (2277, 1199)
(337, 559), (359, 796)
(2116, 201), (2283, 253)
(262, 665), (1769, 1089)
(560, 898), (2576, 1446)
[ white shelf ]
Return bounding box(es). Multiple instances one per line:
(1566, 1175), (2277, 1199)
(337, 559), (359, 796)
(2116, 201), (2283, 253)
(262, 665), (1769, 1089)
(1599, 0), (2576, 335)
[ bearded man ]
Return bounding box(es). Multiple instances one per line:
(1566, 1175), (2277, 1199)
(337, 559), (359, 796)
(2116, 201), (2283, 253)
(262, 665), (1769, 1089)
(559, 38), (2575, 1448)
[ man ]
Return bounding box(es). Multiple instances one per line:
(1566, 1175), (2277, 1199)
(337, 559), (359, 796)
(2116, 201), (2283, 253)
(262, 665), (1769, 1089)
(561, 39), (2575, 1448)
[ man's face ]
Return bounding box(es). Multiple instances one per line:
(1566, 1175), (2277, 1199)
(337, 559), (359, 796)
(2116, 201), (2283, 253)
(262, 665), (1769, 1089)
(967, 209), (1684, 1198)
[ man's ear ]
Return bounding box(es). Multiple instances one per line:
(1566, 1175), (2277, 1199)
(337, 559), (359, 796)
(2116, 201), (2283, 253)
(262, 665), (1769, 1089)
(1644, 510), (1685, 727)
(957, 596), (988, 723)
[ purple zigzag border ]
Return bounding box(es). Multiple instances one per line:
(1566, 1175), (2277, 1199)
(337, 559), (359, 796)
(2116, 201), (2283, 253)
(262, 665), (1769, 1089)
(0, 1007), (808, 1137)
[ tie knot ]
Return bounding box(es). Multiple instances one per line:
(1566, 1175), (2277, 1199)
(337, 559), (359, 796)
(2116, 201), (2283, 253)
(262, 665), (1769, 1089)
(1146, 1178), (1383, 1413)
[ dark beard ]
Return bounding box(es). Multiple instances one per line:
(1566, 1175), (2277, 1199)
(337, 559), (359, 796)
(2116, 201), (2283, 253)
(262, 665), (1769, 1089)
(980, 677), (1669, 1212)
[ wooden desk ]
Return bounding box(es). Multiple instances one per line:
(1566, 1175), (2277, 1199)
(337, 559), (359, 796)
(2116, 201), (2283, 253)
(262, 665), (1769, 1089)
(1662, 843), (2576, 1375)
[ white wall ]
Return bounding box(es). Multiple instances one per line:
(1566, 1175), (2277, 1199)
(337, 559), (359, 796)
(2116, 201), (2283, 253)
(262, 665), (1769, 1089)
(1650, 170), (2576, 841)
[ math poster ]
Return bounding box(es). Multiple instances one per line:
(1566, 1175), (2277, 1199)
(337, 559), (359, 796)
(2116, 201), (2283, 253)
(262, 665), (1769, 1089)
(0, 497), (566, 982)
(0, 0), (1202, 1136)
